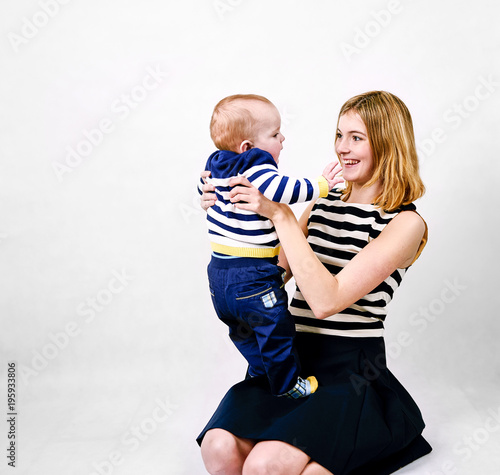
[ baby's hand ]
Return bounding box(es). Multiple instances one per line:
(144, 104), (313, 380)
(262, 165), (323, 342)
(322, 161), (344, 191)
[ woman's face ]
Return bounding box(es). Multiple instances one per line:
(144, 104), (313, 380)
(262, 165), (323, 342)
(335, 112), (374, 186)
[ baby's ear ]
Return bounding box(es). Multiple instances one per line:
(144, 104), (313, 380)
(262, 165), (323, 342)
(239, 140), (253, 153)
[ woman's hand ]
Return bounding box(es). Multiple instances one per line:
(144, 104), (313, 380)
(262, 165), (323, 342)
(200, 171), (217, 211)
(228, 176), (289, 221)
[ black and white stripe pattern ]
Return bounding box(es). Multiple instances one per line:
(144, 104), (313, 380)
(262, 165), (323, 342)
(290, 190), (416, 338)
(198, 149), (327, 256)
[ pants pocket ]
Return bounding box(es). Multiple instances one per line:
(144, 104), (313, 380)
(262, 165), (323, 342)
(235, 282), (273, 301)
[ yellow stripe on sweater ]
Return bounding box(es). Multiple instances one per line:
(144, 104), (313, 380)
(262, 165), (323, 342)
(211, 242), (281, 258)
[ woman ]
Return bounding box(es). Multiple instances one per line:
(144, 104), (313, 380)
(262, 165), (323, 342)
(197, 91), (432, 474)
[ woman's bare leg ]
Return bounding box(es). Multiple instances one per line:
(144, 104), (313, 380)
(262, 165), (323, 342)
(201, 428), (256, 475)
(242, 440), (311, 475)
(301, 461), (334, 474)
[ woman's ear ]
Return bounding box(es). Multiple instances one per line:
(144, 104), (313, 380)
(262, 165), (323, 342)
(239, 140), (253, 153)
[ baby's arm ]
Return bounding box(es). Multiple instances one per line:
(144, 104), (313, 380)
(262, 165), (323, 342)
(243, 156), (343, 205)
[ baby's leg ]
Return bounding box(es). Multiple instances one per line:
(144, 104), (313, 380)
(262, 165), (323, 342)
(227, 321), (265, 378)
(208, 263), (264, 377)
(252, 300), (302, 394)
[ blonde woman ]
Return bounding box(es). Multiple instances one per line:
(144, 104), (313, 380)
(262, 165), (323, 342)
(198, 91), (432, 475)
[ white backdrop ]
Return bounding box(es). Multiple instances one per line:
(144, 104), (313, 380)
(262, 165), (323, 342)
(1, 1), (500, 474)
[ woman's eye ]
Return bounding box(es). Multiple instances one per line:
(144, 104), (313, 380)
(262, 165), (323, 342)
(353, 135), (361, 141)
(336, 133), (342, 139)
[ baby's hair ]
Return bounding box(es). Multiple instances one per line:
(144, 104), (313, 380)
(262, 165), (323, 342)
(210, 94), (274, 152)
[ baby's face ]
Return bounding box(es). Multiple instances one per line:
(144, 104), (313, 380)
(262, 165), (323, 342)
(250, 102), (285, 164)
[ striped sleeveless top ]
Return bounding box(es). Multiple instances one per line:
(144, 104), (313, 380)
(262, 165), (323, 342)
(290, 190), (425, 338)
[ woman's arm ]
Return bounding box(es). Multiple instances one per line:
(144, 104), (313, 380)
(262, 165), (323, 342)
(230, 178), (426, 319)
(278, 200), (316, 283)
(277, 208), (425, 318)
(266, 163), (342, 282)
(199, 171), (217, 211)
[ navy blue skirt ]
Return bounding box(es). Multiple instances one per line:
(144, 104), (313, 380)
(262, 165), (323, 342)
(197, 332), (431, 474)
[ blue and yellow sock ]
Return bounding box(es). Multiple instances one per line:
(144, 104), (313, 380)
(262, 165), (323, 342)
(280, 376), (318, 399)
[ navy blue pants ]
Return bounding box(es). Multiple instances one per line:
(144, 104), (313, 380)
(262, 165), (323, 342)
(207, 256), (301, 395)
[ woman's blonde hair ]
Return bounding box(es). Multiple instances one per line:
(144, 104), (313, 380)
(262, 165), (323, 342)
(210, 94), (274, 152)
(337, 91), (425, 211)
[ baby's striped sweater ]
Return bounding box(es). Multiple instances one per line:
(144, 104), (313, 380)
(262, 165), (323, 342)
(198, 148), (328, 257)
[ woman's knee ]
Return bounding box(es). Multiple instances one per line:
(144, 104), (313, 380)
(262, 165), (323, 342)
(201, 429), (253, 474)
(243, 440), (310, 475)
(301, 461), (333, 475)
(243, 455), (284, 475)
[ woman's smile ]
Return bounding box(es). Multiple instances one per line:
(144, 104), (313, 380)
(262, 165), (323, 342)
(336, 111), (374, 186)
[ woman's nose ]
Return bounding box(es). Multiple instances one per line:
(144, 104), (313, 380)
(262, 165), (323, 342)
(335, 138), (348, 154)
